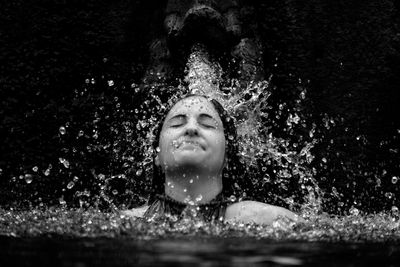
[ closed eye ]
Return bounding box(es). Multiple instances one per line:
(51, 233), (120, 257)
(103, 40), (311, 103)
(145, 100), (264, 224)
(199, 115), (218, 129)
(167, 114), (219, 128)
(168, 115), (186, 127)
(200, 121), (217, 128)
(170, 123), (183, 128)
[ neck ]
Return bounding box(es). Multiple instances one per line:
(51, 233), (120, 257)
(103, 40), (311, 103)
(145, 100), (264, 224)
(164, 171), (222, 205)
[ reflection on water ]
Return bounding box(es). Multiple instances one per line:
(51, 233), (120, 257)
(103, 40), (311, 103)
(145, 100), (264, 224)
(4, 236), (400, 267)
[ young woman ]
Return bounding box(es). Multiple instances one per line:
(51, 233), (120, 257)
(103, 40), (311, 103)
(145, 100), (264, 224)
(124, 95), (300, 225)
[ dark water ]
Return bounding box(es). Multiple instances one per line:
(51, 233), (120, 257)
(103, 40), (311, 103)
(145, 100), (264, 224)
(2, 236), (400, 267)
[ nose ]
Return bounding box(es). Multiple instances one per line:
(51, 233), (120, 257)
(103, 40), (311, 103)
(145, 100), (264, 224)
(184, 118), (199, 136)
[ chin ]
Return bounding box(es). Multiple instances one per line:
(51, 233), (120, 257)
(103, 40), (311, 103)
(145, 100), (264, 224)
(173, 148), (205, 157)
(174, 157), (205, 166)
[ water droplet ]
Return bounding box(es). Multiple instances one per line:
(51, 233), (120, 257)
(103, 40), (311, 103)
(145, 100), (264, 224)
(385, 192), (394, 199)
(391, 206), (399, 219)
(59, 126), (66, 135)
(136, 169), (143, 176)
(59, 196), (66, 205)
(172, 140), (179, 148)
(32, 166), (38, 172)
(392, 176), (398, 184)
(322, 158), (327, 163)
(67, 181), (75, 189)
(229, 195), (237, 202)
(349, 207), (359, 216)
(24, 174), (33, 184)
(195, 195), (203, 202)
(108, 80), (114, 87)
(59, 158), (70, 168)
(44, 168), (51, 176)
(332, 187), (339, 197)
(189, 179), (194, 184)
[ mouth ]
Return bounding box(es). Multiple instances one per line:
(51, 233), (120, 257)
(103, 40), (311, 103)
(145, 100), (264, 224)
(175, 140), (204, 150)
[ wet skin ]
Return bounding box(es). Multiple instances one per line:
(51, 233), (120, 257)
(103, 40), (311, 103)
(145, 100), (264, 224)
(156, 96), (226, 178)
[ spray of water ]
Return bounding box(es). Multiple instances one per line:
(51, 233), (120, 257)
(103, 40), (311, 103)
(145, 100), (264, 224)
(3, 49), (400, 241)
(181, 44), (322, 212)
(6, 44), (322, 214)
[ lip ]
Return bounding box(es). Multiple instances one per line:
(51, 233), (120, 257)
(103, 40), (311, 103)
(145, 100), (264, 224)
(180, 142), (201, 150)
(177, 140), (205, 150)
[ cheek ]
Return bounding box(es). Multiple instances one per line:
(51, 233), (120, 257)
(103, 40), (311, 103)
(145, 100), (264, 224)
(158, 131), (170, 159)
(159, 130), (178, 156)
(213, 133), (226, 155)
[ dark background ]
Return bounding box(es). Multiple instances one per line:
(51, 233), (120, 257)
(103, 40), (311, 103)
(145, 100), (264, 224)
(1, 0), (399, 213)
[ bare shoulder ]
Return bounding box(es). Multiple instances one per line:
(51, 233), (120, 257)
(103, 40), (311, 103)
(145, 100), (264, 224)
(225, 200), (301, 225)
(120, 205), (149, 218)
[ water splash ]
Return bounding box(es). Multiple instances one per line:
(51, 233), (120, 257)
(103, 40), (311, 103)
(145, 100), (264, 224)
(180, 44), (320, 208)
(1, 51), (400, 245)
(184, 44), (222, 96)
(4, 42), (398, 223)
(3, 44), (323, 214)
(1, 207), (400, 243)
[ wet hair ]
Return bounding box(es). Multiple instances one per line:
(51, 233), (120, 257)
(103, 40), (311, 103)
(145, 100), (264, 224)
(148, 94), (249, 203)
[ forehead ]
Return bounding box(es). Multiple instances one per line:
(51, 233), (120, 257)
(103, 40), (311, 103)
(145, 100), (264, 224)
(166, 96), (221, 119)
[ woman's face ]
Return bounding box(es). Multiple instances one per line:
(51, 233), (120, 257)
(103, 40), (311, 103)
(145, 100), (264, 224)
(157, 96), (226, 175)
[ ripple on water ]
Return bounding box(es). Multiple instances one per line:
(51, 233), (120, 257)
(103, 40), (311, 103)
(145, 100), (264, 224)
(1, 208), (400, 243)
